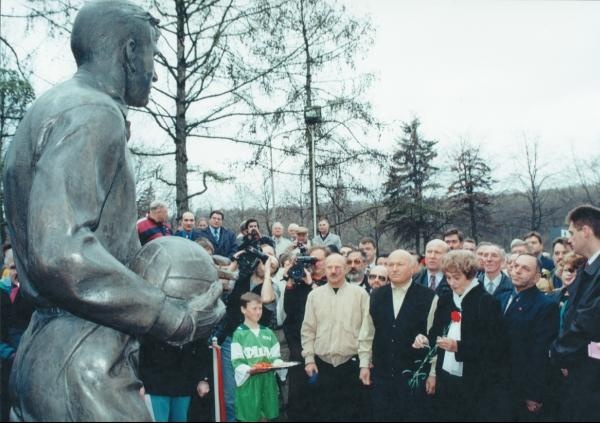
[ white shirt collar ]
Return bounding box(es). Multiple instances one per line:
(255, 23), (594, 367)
(588, 250), (600, 267)
(453, 278), (480, 310)
(484, 273), (502, 288)
(427, 270), (444, 283)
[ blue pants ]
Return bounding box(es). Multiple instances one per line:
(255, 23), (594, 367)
(150, 395), (191, 422)
(221, 336), (236, 422)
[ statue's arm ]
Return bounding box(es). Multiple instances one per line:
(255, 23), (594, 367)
(26, 105), (186, 339)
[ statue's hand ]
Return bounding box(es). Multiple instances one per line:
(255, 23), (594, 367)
(165, 280), (225, 346)
(186, 280), (226, 340)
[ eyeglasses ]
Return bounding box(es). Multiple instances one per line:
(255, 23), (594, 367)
(368, 274), (387, 282)
(347, 259), (363, 265)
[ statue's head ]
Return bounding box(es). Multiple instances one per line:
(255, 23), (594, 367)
(71, 0), (160, 107)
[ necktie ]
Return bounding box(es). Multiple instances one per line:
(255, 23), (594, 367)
(504, 292), (516, 314)
(486, 282), (494, 294)
(429, 274), (437, 291)
(213, 229), (220, 243)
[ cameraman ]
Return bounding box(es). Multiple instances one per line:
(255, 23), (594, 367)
(283, 245), (330, 421)
(283, 226), (312, 256)
(220, 232), (279, 422)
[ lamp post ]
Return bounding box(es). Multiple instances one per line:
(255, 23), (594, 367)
(267, 136), (276, 226)
(304, 105), (322, 238)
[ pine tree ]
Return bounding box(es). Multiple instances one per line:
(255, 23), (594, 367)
(383, 119), (442, 252)
(447, 142), (494, 242)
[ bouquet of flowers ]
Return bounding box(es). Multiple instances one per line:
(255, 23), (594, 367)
(403, 310), (462, 391)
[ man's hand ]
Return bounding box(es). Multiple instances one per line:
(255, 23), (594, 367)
(303, 269), (313, 286)
(359, 367), (371, 386)
(436, 337), (458, 352)
(305, 362), (318, 377)
(425, 375), (436, 395)
(525, 400), (542, 413)
(412, 334), (430, 349)
(197, 381), (210, 398)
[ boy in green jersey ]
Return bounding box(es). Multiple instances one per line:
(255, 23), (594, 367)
(231, 292), (283, 421)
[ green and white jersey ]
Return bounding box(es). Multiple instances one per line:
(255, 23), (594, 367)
(231, 324), (282, 422)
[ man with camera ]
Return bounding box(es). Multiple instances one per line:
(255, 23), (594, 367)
(283, 226), (312, 256)
(282, 245), (330, 420)
(219, 230), (279, 421)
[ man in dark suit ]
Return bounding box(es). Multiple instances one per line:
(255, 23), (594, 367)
(550, 205), (600, 421)
(502, 253), (559, 420)
(413, 239), (451, 296)
(359, 249), (438, 421)
(477, 243), (513, 300)
(198, 210), (238, 258)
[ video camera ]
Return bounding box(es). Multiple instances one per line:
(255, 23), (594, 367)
(288, 244), (317, 285)
(236, 229), (270, 277)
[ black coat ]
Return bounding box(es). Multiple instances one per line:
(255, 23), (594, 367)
(429, 285), (510, 418)
(369, 282), (435, 378)
(501, 286), (559, 404)
(139, 337), (210, 397)
(550, 255), (600, 421)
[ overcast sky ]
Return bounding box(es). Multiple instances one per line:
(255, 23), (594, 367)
(351, 0), (600, 176)
(4, 0), (600, 210)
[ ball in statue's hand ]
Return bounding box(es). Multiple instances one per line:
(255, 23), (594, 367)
(129, 236), (217, 299)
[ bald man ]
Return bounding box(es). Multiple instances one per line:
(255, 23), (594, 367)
(301, 254), (370, 421)
(502, 254), (558, 420)
(412, 239), (451, 296)
(175, 211), (201, 241)
(359, 249), (439, 420)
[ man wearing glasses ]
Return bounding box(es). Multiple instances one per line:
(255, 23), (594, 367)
(367, 265), (389, 290)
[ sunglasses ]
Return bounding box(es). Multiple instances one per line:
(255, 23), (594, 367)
(347, 259), (363, 265)
(368, 274), (387, 282)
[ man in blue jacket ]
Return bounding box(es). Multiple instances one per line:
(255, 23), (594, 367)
(199, 210), (238, 258)
(502, 253), (559, 420)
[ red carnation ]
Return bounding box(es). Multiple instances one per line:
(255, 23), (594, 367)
(450, 311), (462, 323)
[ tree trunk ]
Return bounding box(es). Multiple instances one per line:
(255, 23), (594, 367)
(175, 0), (188, 218)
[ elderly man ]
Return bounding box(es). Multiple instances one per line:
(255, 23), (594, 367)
(550, 205), (600, 421)
(413, 239), (451, 296)
(3, 1), (224, 420)
(477, 244), (513, 299)
(312, 218), (342, 250)
(271, 221), (292, 257)
(301, 254), (370, 421)
(359, 249), (438, 420)
(511, 239), (531, 255)
(502, 254), (559, 420)
(463, 238), (477, 253)
(174, 211), (201, 241)
(137, 200), (172, 245)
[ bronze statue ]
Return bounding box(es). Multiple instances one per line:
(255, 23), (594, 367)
(3, 1), (224, 420)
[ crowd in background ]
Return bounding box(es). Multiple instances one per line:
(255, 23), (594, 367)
(1, 201), (600, 422)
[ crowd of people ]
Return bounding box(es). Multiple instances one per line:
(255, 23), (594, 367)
(1, 201), (599, 422)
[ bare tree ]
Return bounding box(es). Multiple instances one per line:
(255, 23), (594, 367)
(516, 137), (554, 231)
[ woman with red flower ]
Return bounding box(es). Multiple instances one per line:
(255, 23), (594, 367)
(413, 250), (510, 421)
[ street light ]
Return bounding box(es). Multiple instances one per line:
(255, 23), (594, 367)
(304, 106), (322, 238)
